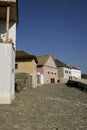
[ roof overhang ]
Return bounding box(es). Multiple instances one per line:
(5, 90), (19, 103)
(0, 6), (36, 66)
(16, 50), (38, 63)
(0, 0), (18, 23)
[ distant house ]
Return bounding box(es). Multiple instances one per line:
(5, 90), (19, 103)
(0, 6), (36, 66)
(37, 55), (58, 85)
(70, 65), (81, 79)
(55, 59), (81, 80)
(15, 50), (38, 88)
(55, 59), (72, 80)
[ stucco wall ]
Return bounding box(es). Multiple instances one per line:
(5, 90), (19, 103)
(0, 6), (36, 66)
(15, 60), (37, 75)
(9, 22), (16, 47)
(15, 60), (37, 88)
(63, 67), (72, 79)
(0, 43), (15, 104)
(37, 66), (44, 74)
(0, 20), (16, 47)
(37, 56), (58, 84)
(43, 66), (58, 83)
(58, 67), (72, 79)
(71, 69), (81, 79)
(58, 67), (63, 78)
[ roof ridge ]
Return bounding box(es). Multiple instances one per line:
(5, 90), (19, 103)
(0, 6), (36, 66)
(37, 54), (52, 57)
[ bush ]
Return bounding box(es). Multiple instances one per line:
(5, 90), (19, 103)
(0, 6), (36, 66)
(66, 80), (87, 92)
(81, 73), (87, 79)
(15, 73), (29, 91)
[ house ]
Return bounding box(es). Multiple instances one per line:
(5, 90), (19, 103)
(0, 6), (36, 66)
(15, 50), (38, 88)
(37, 54), (58, 85)
(70, 65), (81, 79)
(0, 0), (18, 104)
(55, 59), (72, 81)
(55, 59), (81, 80)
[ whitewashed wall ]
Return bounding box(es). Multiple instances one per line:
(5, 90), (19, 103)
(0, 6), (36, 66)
(0, 43), (15, 104)
(58, 67), (63, 78)
(71, 69), (81, 79)
(30, 74), (37, 88)
(9, 22), (16, 47)
(63, 67), (72, 79)
(37, 72), (44, 86)
(0, 20), (16, 47)
(58, 67), (72, 79)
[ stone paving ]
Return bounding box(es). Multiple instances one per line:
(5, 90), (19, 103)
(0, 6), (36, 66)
(0, 83), (87, 130)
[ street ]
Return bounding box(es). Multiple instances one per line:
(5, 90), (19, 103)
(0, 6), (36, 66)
(0, 83), (87, 130)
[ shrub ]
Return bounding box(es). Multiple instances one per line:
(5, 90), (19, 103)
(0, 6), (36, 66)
(81, 73), (87, 79)
(15, 73), (29, 91)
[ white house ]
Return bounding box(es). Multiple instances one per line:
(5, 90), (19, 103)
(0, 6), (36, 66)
(37, 55), (58, 84)
(71, 66), (81, 79)
(0, 0), (18, 104)
(55, 59), (72, 80)
(55, 59), (81, 81)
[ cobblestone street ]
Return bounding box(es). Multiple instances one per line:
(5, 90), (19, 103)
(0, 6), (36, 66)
(0, 83), (87, 130)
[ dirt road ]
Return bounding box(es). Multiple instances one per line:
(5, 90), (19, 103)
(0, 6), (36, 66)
(0, 83), (87, 130)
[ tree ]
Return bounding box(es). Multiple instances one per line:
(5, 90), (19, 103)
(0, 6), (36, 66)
(81, 73), (87, 79)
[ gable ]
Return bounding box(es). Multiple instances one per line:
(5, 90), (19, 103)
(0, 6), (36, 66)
(45, 55), (57, 68)
(37, 55), (49, 66)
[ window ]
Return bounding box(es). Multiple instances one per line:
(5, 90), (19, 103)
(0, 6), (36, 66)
(65, 70), (69, 73)
(65, 70), (67, 73)
(51, 72), (53, 75)
(48, 71), (50, 74)
(15, 63), (18, 69)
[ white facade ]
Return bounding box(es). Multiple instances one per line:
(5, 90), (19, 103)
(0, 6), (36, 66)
(37, 72), (44, 86)
(29, 74), (37, 88)
(58, 67), (72, 80)
(63, 67), (72, 79)
(0, 21), (16, 104)
(0, 44), (15, 104)
(0, 20), (16, 47)
(71, 69), (81, 79)
(58, 66), (81, 80)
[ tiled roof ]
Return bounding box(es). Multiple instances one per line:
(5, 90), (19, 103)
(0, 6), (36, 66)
(55, 59), (80, 70)
(55, 59), (71, 68)
(16, 50), (38, 63)
(37, 55), (51, 66)
(70, 65), (80, 70)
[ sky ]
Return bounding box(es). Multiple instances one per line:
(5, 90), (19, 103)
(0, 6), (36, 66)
(17, 0), (87, 73)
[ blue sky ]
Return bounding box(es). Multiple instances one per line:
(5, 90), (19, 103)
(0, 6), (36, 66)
(17, 0), (87, 73)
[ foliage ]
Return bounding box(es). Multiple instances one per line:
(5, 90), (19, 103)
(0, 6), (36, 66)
(15, 73), (29, 90)
(81, 73), (87, 79)
(66, 80), (87, 92)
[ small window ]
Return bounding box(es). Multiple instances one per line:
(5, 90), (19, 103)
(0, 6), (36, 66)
(48, 71), (50, 74)
(15, 63), (18, 69)
(65, 70), (68, 73)
(65, 70), (67, 73)
(51, 72), (53, 75)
